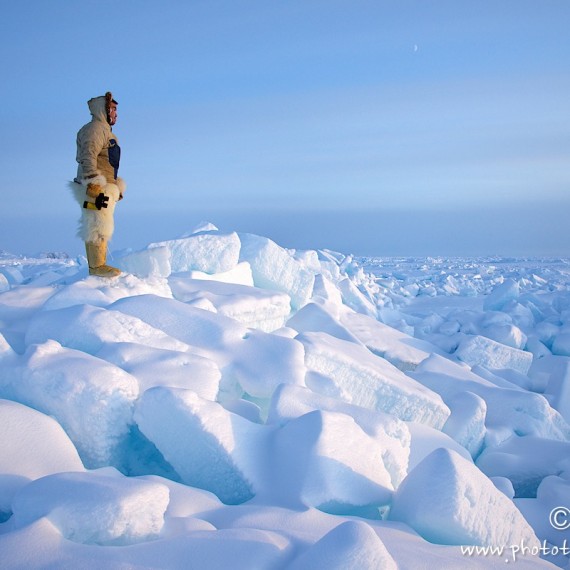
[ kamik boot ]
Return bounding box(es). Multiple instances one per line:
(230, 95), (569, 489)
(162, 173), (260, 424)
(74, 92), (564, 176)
(85, 241), (121, 278)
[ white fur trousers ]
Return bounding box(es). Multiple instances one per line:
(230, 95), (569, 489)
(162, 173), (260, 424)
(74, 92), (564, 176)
(69, 179), (123, 243)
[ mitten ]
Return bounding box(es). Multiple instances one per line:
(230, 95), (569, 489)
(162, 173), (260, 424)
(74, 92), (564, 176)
(86, 183), (103, 198)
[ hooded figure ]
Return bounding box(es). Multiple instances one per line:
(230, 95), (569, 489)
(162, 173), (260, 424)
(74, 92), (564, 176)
(70, 91), (125, 277)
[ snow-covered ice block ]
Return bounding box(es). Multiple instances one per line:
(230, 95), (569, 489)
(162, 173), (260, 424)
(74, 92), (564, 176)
(273, 410), (393, 515)
(441, 391), (487, 458)
(476, 436), (570, 497)
(4, 341), (138, 468)
(42, 272), (172, 310)
(115, 245), (171, 278)
(267, 384), (410, 488)
(135, 387), (266, 504)
(0, 273), (9, 293)
(150, 231), (241, 274)
(483, 279), (520, 311)
(529, 355), (570, 423)
(238, 233), (315, 309)
(110, 294), (248, 352)
(552, 333), (570, 357)
(0, 265), (23, 286)
(96, 342), (221, 400)
(491, 476), (515, 499)
(289, 520), (397, 570)
(455, 334), (533, 374)
(169, 277), (291, 332)
(25, 303), (189, 355)
(298, 332), (450, 429)
(340, 310), (445, 371)
(411, 354), (570, 442)
(389, 448), (540, 547)
(0, 400), (84, 515)
(12, 468), (169, 545)
(0, 331), (15, 358)
(287, 303), (363, 344)
(0, 399), (84, 480)
(482, 323), (527, 350)
(182, 261), (254, 286)
(292, 248), (321, 273)
(406, 421), (473, 472)
(230, 329), (306, 400)
(337, 278), (377, 318)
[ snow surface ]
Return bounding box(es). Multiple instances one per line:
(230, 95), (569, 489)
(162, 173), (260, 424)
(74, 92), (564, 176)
(1, 230), (569, 568)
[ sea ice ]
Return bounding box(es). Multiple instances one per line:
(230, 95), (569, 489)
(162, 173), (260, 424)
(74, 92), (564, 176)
(267, 384), (410, 488)
(389, 448), (540, 547)
(135, 387), (267, 504)
(476, 435), (570, 497)
(411, 354), (570, 442)
(25, 303), (189, 355)
(109, 294), (248, 353)
(238, 233), (315, 309)
(11, 467), (170, 545)
(289, 520), (397, 570)
(95, 342), (221, 399)
(0, 340), (138, 468)
(169, 276), (291, 332)
(340, 310), (445, 371)
(455, 334), (533, 374)
(149, 230), (241, 275)
(115, 245), (172, 278)
(483, 279), (520, 311)
(441, 391), (487, 458)
(229, 328), (306, 401)
(287, 302), (363, 344)
(298, 331), (450, 429)
(272, 410), (394, 515)
(0, 399), (84, 517)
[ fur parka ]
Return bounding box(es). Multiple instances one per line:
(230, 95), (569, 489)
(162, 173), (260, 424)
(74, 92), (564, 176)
(71, 92), (126, 244)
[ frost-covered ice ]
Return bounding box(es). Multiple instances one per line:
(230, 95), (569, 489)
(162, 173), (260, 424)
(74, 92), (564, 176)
(0, 231), (568, 568)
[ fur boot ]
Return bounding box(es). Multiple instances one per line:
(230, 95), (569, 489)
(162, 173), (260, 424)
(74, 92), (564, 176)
(85, 241), (121, 277)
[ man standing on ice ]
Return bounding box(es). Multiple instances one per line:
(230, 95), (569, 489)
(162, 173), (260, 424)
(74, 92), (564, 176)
(70, 91), (125, 277)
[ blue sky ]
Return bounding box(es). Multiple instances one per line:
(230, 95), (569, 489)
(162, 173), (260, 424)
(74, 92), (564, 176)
(1, 1), (569, 256)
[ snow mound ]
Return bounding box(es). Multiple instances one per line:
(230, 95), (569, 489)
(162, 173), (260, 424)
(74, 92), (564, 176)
(289, 520), (397, 569)
(11, 468), (169, 545)
(95, 341), (221, 399)
(0, 399), (84, 480)
(25, 303), (188, 355)
(273, 410), (393, 515)
(0, 399), (84, 517)
(389, 448), (540, 547)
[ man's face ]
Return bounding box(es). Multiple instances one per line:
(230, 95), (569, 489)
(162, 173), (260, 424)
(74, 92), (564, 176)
(108, 103), (118, 126)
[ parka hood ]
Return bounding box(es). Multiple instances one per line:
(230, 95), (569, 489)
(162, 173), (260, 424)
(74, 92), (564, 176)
(87, 92), (117, 125)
